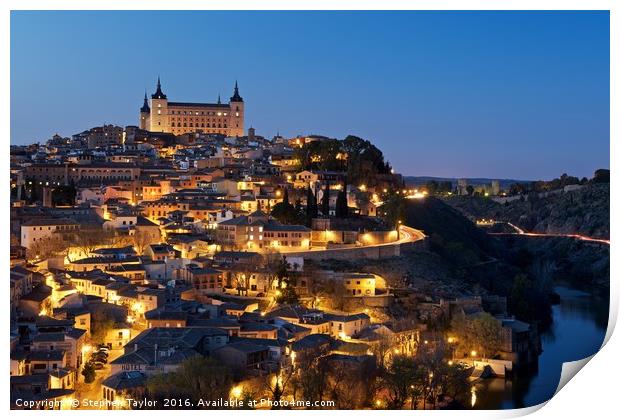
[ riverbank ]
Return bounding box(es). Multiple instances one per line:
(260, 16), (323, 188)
(472, 285), (608, 409)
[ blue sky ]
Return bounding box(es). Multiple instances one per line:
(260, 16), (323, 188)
(10, 11), (609, 179)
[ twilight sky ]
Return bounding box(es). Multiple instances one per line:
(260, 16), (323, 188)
(10, 11), (609, 179)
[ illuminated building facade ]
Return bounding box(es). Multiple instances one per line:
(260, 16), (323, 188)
(139, 78), (244, 137)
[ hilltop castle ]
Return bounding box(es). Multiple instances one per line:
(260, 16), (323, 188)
(139, 78), (244, 137)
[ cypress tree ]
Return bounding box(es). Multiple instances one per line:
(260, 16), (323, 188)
(282, 188), (290, 206)
(311, 187), (319, 219)
(335, 177), (348, 218)
(321, 182), (330, 217)
(305, 186), (315, 226)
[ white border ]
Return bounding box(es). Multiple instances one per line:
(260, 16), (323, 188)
(1, 2), (615, 420)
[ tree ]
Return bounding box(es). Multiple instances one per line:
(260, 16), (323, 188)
(231, 269), (251, 297)
(407, 366), (427, 410)
(313, 277), (348, 311)
(335, 178), (348, 218)
(305, 186), (318, 227)
(132, 230), (154, 255)
(593, 168), (610, 183)
(146, 356), (232, 407)
(26, 236), (67, 260)
(443, 362), (471, 404)
(273, 257), (299, 304)
(381, 193), (407, 229)
(371, 336), (394, 370)
(341, 135), (392, 185)
(320, 182), (331, 217)
(51, 185), (77, 206)
(292, 346), (330, 404)
(73, 227), (114, 257)
(271, 188), (303, 225)
(293, 135), (393, 187)
(450, 312), (503, 359)
(324, 355), (377, 409)
(90, 317), (115, 346)
(81, 363), (96, 383)
(380, 355), (416, 409)
(259, 369), (294, 410)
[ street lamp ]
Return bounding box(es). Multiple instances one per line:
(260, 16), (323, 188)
(231, 386), (243, 399)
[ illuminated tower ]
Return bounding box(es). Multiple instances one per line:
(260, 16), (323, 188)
(229, 81), (244, 137)
(139, 91), (150, 130)
(149, 77), (168, 132)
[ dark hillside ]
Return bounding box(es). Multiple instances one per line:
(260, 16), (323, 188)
(404, 197), (499, 266)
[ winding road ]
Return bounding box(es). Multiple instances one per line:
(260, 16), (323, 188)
(489, 222), (610, 245)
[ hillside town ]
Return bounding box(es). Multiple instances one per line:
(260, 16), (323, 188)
(10, 81), (546, 410)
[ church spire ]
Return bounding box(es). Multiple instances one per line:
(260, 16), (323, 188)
(217, 94), (221, 104)
(152, 76), (167, 99)
(230, 80), (243, 102)
(140, 90), (150, 112)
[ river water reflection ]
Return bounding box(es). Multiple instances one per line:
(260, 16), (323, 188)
(473, 286), (609, 409)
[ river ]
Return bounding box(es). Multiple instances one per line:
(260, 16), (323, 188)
(472, 285), (609, 409)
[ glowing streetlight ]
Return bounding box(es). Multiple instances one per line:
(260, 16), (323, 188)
(470, 350), (477, 357)
(231, 386), (243, 399)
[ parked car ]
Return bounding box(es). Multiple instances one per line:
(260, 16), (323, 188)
(92, 362), (105, 370)
(97, 346), (110, 353)
(92, 354), (107, 363)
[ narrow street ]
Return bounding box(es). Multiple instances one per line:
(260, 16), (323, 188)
(74, 349), (122, 409)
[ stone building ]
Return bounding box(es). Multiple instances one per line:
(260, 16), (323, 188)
(139, 78), (244, 137)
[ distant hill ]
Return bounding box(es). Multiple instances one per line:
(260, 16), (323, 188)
(443, 183), (610, 239)
(404, 176), (531, 189)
